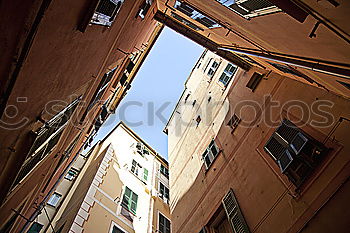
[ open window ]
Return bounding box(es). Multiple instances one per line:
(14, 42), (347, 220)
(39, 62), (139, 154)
(11, 97), (81, 189)
(202, 140), (220, 170)
(215, 0), (281, 19)
(174, 0), (222, 29)
(91, 0), (124, 26)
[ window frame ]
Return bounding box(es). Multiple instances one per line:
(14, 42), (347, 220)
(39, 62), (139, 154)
(158, 212), (171, 233)
(90, 0), (125, 27)
(261, 118), (333, 189)
(160, 164), (169, 179)
(215, 0), (281, 20)
(202, 140), (220, 170)
(218, 63), (237, 87)
(159, 182), (170, 200)
(121, 186), (138, 214)
(64, 168), (79, 181)
(109, 221), (127, 233)
(47, 192), (62, 207)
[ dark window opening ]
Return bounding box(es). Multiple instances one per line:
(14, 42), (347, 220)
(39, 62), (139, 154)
(160, 164), (169, 179)
(159, 213), (171, 233)
(159, 182), (170, 200)
(246, 72), (263, 91)
(138, 0), (152, 19)
(227, 114), (240, 132)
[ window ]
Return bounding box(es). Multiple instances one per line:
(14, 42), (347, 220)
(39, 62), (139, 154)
(215, 0), (280, 19)
(91, 0), (122, 26)
(111, 224), (125, 233)
(264, 119), (328, 187)
(136, 142), (150, 156)
(121, 187), (138, 214)
(160, 164), (169, 179)
(159, 182), (170, 200)
(219, 63), (237, 86)
(143, 168), (148, 182)
(65, 168), (79, 181)
(138, 0), (152, 19)
(91, 0), (124, 26)
(159, 213), (171, 233)
(268, 62), (315, 84)
(88, 69), (116, 111)
(207, 61), (220, 78)
(174, 0), (221, 29)
(171, 13), (203, 31)
(131, 159), (140, 176)
(222, 189), (250, 233)
(27, 222), (43, 233)
(12, 97), (81, 189)
(246, 72), (263, 91)
(227, 114), (240, 132)
(47, 193), (62, 207)
(202, 140), (220, 170)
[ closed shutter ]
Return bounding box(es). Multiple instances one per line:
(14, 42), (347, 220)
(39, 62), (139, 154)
(143, 168), (148, 181)
(222, 189), (250, 233)
(130, 192), (138, 214)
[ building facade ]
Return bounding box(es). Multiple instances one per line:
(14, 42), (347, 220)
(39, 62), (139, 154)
(0, 0), (162, 231)
(155, 0), (350, 97)
(26, 122), (171, 233)
(165, 49), (350, 233)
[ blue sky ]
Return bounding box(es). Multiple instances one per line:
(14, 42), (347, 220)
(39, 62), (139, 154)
(95, 27), (204, 159)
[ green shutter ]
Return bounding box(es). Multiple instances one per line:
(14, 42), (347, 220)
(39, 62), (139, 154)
(130, 192), (138, 214)
(122, 187), (131, 207)
(143, 168), (148, 181)
(123, 187), (138, 214)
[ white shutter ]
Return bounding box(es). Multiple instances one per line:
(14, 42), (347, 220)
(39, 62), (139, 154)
(222, 189), (250, 233)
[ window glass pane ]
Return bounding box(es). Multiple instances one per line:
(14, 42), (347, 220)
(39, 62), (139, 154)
(27, 222), (43, 233)
(47, 193), (61, 207)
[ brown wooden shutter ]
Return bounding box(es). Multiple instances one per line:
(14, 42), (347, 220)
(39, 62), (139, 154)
(222, 189), (250, 233)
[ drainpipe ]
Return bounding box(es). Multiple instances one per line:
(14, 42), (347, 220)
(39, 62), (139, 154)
(0, 0), (54, 118)
(219, 46), (350, 79)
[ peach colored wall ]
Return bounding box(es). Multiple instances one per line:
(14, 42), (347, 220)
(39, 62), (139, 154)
(168, 64), (350, 233)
